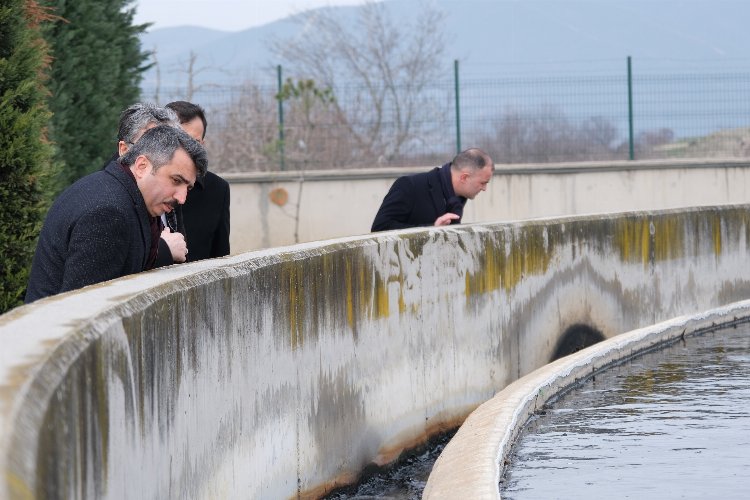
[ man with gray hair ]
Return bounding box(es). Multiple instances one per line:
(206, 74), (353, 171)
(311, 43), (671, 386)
(25, 125), (207, 303)
(371, 148), (494, 231)
(115, 102), (179, 158)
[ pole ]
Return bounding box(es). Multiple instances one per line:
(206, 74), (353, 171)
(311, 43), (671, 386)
(627, 56), (634, 161)
(454, 59), (461, 154)
(277, 64), (286, 171)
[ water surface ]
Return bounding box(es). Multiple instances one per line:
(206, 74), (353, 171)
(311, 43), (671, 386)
(501, 324), (750, 499)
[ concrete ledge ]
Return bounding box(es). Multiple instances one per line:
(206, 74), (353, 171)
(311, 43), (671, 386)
(3, 205), (750, 499)
(423, 300), (750, 499)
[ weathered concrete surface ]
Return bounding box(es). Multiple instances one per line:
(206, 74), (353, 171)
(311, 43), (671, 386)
(2, 205), (750, 499)
(225, 158), (750, 252)
(422, 302), (750, 500)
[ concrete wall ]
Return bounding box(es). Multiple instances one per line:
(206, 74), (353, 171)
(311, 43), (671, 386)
(2, 205), (750, 499)
(423, 302), (750, 499)
(225, 158), (750, 253)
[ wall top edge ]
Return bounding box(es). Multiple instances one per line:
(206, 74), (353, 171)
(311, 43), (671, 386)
(219, 158), (750, 183)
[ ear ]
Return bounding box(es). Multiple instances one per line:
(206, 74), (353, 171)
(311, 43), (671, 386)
(131, 155), (151, 180)
(117, 140), (129, 156)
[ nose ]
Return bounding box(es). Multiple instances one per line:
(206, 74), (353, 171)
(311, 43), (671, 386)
(175, 185), (189, 204)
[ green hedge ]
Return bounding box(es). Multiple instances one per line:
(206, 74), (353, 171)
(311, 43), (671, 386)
(0, 1), (54, 313)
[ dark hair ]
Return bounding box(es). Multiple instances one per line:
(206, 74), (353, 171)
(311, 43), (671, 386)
(120, 124), (208, 177)
(166, 100), (208, 139)
(451, 148), (494, 172)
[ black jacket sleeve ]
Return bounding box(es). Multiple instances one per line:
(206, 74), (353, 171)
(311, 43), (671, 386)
(155, 237), (175, 267)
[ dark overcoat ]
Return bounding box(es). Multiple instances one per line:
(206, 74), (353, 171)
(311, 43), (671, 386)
(182, 171), (230, 261)
(25, 161), (152, 302)
(371, 167), (450, 231)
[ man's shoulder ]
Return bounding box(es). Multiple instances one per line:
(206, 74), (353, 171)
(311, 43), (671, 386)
(60, 167), (114, 199)
(200, 171), (230, 191)
(75, 162), (128, 190)
(56, 165), (135, 214)
(399, 167), (440, 186)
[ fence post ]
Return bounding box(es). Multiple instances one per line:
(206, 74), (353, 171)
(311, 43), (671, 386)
(277, 64), (286, 171)
(627, 56), (634, 160)
(454, 59), (461, 154)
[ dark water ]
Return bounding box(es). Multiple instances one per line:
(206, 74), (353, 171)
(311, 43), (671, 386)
(323, 430), (456, 500)
(501, 323), (750, 499)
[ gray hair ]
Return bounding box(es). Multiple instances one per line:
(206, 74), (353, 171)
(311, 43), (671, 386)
(117, 102), (179, 144)
(120, 124), (208, 178)
(451, 148), (494, 172)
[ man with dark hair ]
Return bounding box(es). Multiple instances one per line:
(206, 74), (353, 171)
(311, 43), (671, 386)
(371, 148), (494, 231)
(110, 102), (189, 266)
(25, 125), (207, 303)
(166, 100), (230, 261)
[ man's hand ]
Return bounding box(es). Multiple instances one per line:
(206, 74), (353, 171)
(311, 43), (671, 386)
(161, 228), (188, 263)
(434, 213), (460, 226)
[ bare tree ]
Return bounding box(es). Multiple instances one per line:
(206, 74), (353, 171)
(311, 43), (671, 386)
(149, 47), (162, 103)
(175, 50), (220, 102)
(276, 78), (354, 170)
(206, 82), (280, 172)
(480, 106), (622, 163)
(272, 0), (447, 165)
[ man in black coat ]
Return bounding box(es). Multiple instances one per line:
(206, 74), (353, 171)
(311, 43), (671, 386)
(25, 125), (207, 303)
(166, 101), (230, 261)
(371, 148), (494, 231)
(109, 102), (190, 267)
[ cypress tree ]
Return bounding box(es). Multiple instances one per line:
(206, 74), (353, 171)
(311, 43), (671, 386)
(42, 0), (150, 188)
(0, 0), (55, 312)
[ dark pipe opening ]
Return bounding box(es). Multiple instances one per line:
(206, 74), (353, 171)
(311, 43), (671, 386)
(551, 324), (605, 362)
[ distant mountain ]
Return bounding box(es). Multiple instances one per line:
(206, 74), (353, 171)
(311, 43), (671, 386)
(137, 0), (750, 141)
(142, 26), (232, 61)
(139, 5), (359, 95)
(139, 0), (750, 96)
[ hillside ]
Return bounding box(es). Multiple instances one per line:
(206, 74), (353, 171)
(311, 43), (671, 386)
(139, 0), (750, 94)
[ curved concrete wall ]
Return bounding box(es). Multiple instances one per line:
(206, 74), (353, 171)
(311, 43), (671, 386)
(225, 158), (750, 252)
(2, 205), (750, 498)
(423, 301), (750, 499)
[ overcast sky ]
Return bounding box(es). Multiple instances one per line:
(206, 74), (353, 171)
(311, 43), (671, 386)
(133, 0), (371, 31)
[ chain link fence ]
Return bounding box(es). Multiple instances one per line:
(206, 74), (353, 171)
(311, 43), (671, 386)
(145, 69), (750, 172)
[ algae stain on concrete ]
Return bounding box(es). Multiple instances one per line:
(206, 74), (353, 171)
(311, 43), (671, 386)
(287, 261), (304, 350)
(652, 217), (685, 262)
(613, 210), (750, 267)
(465, 226), (555, 298)
(712, 215), (722, 257)
(614, 218), (652, 266)
(6, 471), (33, 500)
(279, 249), (394, 347)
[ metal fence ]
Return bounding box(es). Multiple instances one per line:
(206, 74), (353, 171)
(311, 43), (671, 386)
(145, 64), (750, 172)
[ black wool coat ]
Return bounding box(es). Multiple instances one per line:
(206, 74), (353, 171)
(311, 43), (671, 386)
(182, 171), (230, 262)
(371, 167), (451, 231)
(25, 161), (152, 303)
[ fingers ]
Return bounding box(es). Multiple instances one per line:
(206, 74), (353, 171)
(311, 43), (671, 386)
(434, 213), (460, 226)
(162, 231), (188, 262)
